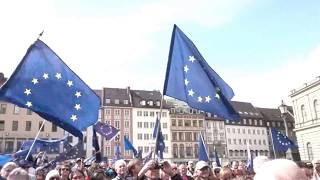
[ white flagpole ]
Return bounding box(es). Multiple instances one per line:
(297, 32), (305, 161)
(25, 119), (46, 160)
(269, 128), (277, 159)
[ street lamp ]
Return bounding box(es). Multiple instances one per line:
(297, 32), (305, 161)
(278, 100), (294, 160)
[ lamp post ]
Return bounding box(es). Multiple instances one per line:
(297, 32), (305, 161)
(278, 100), (293, 160)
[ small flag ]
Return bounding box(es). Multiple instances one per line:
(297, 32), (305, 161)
(124, 136), (138, 157)
(0, 40), (100, 138)
(153, 117), (165, 159)
(271, 128), (298, 152)
(163, 24), (239, 120)
(55, 139), (84, 162)
(93, 121), (119, 140)
(214, 148), (221, 167)
(198, 133), (209, 162)
(92, 128), (102, 163)
(246, 144), (253, 173)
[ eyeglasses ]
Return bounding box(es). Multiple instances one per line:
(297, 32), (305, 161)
(61, 168), (70, 171)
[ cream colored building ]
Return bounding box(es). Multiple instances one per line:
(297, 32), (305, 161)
(290, 77), (320, 161)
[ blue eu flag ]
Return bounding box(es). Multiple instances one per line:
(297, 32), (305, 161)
(0, 40), (100, 138)
(163, 25), (239, 120)
(153, 117), (165, 159)
(124, 136), (138, 157)
(93, 121), (119, 140)
(198, 133), (209, 162)
(271, 128), (297, 152)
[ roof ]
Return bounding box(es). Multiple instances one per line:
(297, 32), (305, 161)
(103, 87), (131, 107)
(257, 107), (294, 122)
(131, 89), (169, 109)
(231, 101), (263, 118)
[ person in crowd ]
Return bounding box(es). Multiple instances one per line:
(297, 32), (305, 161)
(91, 168), (110, 180)
(0, 162), (18, 180)
(7, 167), (30, 180)
(218, 167), (233, 180)
(296, 161), (313, 179)
(253, 156), (269, 174)
(313, 159), (320, 180)
(178, 164), (193, 180)
(192, 161), (212, 180)
(69, 169), (86, 180)
(59, 163), (71, 180)
(112, 159), (129, 180)
(45, 169), (61, 180)
(138, 159), (161, 180)
(36, 167), (46, 180)
(254, 159), (307, 180)
(187, 161), (195, 177)
(127, 159), (142, 180)
(230, 160), (239, 177)
(18, 159), (36, 180)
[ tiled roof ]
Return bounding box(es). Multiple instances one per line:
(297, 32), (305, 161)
(231, 101), (263, 118)
(103, 87), (131, 107)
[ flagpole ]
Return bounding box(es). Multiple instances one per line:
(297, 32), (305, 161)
(200, 132), (209, 161)
(269, 128), (277, 159)
(25, 119), (46, 160)
(153, 93), (164, 159)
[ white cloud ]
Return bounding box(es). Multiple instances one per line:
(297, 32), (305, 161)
(229, 45), (320, 108)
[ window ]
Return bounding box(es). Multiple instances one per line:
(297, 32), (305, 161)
(307, 142), (313, 161)
(105, 109), (111, 116)
(124, 110), (130, 116)
(172, 132), (177, 141)
(262, 130), (265, 135)
(179, 132), (184, 141)
(301, 105), (307, 122)
(227, 128), (230, 133)
(115, 121), (120, 129)
(0, 104), (6, 114)
(263, 140), (266, 145)
(162, 112), (167, 117)
(138, 122), (142, 128)
(68, 136), (73, 143)
(257, 129), (260, 135)
(199, 120), (203, 127)
(259, 120), (263, 126)
(243, 119), (247, 125)
(144, 134), (149, 140)
(26, 109), (32, 115)
(114, 99), (119, 104)
(314, 100), (320, 120)
(12, 121), (18, 131)
(254, 120), (257, 125)
(253, 129), (255, 135)
(148, 101), (153, 106)
(248, 119), (252, 125)
(4, 141), (14, 153)
(156, 101), (160, 106)
(242, 129), (245, 134)
(163, 123), (167, 129)
(144, 146), (149, 153)
(124, 100), (129, 105)
(13, 105), (20, 114)
(267, 122), (270, 126)
(232, 129), (235, 133)
(249, 139), (252, 145)
(185, 120), (191, 127)
(248, 129), (251, 134)
(237, 129), (240, 133)
(0, 121), (5, 131)
(39, 122), (45, 131)
(150, 122), (155, 128)
(25, 121), (31, 131)
(172, 119), (176, 126)
(105, 98), (111, 104)
(137, 111), (142, 116)
(144, 122), (148, 128)
(193, 120), (197, 127)
(228, 139), (231, 144)
(185, 132), (192, 141)
(233, 139), (236, 145)
(125, 121), (129, 128)
(138, 134), (142, 140)
(258, 140), (261, 145)
(254, 139), (257, 145)
(115, 109), (120, 116)
(229, 150), (233, 157)
(238, 139), (242, 145)
(52, 124), (57, 132)
(244, 139), (247, 145)
(143, 111), (148, 116)
(178, 120), (183, 126)
(150, 111), (155, 117)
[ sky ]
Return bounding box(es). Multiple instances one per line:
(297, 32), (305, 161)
(1, 0), (320, 108)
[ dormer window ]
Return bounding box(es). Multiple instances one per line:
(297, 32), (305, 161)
(115, 99), (120, 104)
(156, 101), (160, 106)
(105, 98), (111, 104)
(140, 100), (146, 106)
(124, 100), (129, 105)
(148, 101), (154, 106)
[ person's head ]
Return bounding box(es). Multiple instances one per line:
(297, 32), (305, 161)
(91, 169), (108, 180)
(99, 161), (108, 169)
(69, 169), (85, 180)
(253, 156), (270, 173)
(0, 162), (18, 178)
(188, 161), (194, 168)
(254, 159), (307, 180)
(114, 159), (127, 177)
(231, 161), (239, 170)
(160, 169), (171, 180)
(7, 167), (29, 180)
(45, 169), (61, 180)
(296, 161), (313, 179)
(144, 160), (161, 180)
(127, 159), (142, 176)
(36, 167), (46, 180)
(59, 164), (71, 178)
(195, 161), (210, 179)
(219, 167), (233, 180)
(178, 164), (188, 176)
(171, 163), (178, 175)
(313, 159), (320, 173)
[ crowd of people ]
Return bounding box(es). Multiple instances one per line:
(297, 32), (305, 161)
(1, 155), (320, 180)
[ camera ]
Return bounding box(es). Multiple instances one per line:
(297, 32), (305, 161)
(154, 162), (163, 169)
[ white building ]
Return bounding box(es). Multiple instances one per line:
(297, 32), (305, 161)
(290, 77), (320, 161)
(225, 101), (269, 160)
(131, 90), (171, 160)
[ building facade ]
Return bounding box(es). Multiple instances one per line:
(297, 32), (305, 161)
(290, 77), (320, 161)
(225, 101), (269, 161)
